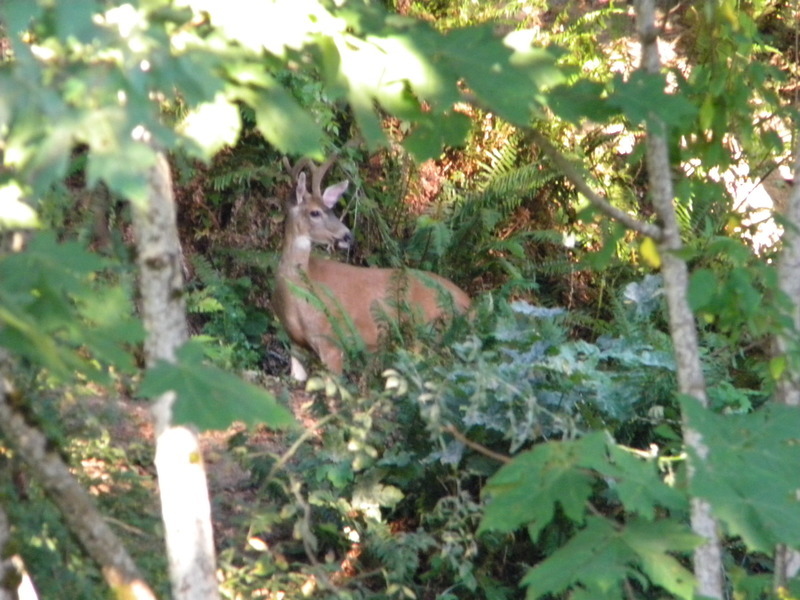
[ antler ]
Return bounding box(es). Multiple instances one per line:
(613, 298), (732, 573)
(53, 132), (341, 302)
(282, 156), (313, 183)
(283, 139), (360, 196)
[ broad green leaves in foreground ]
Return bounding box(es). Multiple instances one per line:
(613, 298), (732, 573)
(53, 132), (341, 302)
(480, 402), (800, 598)
(0, 0), (565, 202)
(139, 342), (294, 431)
(0, 232), (291, 431)
(683, 397), (800, 552)
(480, 432), (696, 598)
(0, 232), (142, 382)
(521, 517), (697, 600)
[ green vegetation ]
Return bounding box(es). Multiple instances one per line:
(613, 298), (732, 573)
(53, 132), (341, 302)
(1, 0), (800, 599)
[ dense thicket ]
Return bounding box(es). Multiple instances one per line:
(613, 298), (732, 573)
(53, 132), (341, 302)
(1, 1), (799, 599)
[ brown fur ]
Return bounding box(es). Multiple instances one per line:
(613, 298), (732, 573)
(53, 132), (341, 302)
(273, 173), (470, 379)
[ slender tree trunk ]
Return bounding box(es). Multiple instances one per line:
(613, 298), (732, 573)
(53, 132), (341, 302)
(0, 357), (153, 600)
(773, 138), (800, 589)
(635, 0), (724, 597)
(131, 152), (220, 600)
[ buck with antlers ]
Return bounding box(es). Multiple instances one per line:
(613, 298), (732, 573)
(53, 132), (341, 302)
(274, 155), (471, 381)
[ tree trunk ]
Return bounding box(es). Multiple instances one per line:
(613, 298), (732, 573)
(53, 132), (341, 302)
(0, 359), (153, 600)
(635, 0), (724, 597)
(131, 152), (220, 600)
(772, 138), (800, 589)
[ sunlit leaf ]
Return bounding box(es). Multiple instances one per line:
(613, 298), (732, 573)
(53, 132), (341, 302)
(0, 183), (40, 228)
(179, 93), (241, 159)
(639, 237), (661, 268)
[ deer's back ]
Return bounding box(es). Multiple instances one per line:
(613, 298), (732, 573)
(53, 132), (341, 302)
(306, 257), (469, 347)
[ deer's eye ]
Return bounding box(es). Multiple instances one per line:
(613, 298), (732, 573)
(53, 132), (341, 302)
(309, 209), (322, 218)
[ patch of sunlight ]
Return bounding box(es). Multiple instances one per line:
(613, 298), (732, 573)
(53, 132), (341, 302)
(177, 0), (345, 55)
(96, 4), (141, 39)
(0, 183), (40, 229)
(178, 93), (241, 158)
(367, 35), (444, 100)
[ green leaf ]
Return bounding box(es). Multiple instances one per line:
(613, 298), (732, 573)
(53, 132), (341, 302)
(623, 519), (699, 598)
(608, 72), (696, 128)
(0, 304), (80, 380)
(479, 434), (602, 540)
(548, 80), (618, 123)
(430, 25), (556, 126)
(0, 232), (105, 295)
(688, 268), (717, 311)
(403, 111), (472, 161)
(583, 441), (687, 519)
(88, 140), (158, 205)
(0, 232), (139, 382)
(2, 2), (43, 38)
(521, 517), (629, 597)
(682, 397), (800, 552)
(521, 517), (697, 599)
(55, 0), (99, 43)
(240, 82), (326, 159)
(139, 342), (295, 431)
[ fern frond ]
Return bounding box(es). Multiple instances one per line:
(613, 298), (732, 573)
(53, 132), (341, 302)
(209, 165), (274, 193)
(476, 144), (519, 191)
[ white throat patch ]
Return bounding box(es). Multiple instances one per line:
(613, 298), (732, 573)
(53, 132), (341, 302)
(293, 235), (312, 251)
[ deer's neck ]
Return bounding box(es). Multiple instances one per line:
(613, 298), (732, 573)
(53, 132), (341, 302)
(279, 227), (312, 279)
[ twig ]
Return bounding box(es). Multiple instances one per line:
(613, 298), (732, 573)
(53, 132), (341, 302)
(526, 129), (664, 241)
(443, 424), (511, 464)
(459, 90), (663, 241)
(266, 413), (337, 484)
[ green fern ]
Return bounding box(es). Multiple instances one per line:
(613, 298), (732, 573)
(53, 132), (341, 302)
(185, 255), (269, 369)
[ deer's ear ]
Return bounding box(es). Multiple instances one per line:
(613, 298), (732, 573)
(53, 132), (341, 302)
(321, 180), (348, 209)
(294, 173), (307, 205)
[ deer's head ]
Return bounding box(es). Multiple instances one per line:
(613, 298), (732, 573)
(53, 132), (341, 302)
(289, 171), (353, 251)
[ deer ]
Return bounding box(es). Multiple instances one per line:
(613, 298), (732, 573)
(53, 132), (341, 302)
(274, 156), (471, 381)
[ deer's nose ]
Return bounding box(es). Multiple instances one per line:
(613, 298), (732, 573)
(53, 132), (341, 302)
(336, 231), (354, 250)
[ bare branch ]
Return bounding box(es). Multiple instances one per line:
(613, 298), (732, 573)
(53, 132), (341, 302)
(444, 424), (511, 464)
(0, 372), (156, 600)
(526, 129), (664, 240)
(459, 90), (662, 240)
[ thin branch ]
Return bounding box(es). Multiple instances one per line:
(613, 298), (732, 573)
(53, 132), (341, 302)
(0, 375), (157, 600)
(444, 424), (511, 464)
(459, 91), (663, 240)
(265, 413), (337, 484)
(526, 129), (664, 240)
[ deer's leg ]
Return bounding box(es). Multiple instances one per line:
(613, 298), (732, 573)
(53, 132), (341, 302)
(289, 352), (309, 382)
(313, 337), (344, 375)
